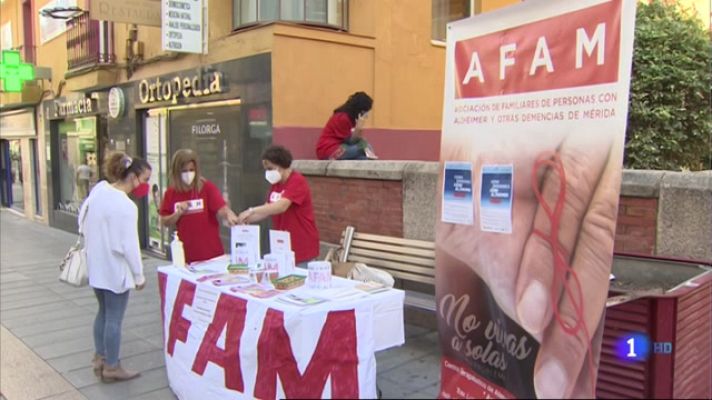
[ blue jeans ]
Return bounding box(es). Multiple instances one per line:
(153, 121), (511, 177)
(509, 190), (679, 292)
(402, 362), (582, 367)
(338, 137), (376, 160)
(93, 288), (130, 367)
(338, 144), (369, 160)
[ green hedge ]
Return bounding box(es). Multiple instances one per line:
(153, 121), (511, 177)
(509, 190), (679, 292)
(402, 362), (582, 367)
(626, 0), (712, 171)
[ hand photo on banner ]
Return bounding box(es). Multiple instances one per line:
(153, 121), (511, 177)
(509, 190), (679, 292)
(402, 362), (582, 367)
(436, 0), (637, 398)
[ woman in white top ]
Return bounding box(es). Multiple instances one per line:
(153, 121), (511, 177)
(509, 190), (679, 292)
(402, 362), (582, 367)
(79, 151), (151, 382)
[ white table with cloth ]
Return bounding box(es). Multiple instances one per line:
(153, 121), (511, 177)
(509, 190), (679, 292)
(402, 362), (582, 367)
(156, 258), (405, 400)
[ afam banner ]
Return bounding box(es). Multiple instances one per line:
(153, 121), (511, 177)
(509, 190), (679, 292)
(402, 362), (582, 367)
(436, 0), (636, 398)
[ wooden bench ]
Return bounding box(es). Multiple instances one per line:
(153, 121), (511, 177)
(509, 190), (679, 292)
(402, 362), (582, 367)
(337, 226), (655, 311)
(339, 226), (437, 312)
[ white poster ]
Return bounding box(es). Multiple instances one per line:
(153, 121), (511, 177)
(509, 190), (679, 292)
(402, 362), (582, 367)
(269, 230), (291, 254)
(1, 22), (12, 51)
(162, 0), (204, 54)
(479, 164), (514, 233)
(39, 0), (78, 44)
(441, 161), (474, 225)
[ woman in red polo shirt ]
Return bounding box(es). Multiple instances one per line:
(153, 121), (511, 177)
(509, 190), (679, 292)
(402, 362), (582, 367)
(316, 91), (377, 160)
(159, 149), (239, 264)
(237, 145), (320, 267)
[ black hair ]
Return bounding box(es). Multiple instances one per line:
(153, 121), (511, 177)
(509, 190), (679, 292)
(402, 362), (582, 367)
(261, 145), (293, 169)
(333, 91), (373, 124)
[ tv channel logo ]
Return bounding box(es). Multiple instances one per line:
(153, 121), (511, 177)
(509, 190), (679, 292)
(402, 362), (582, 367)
(616, 332), (672, 362)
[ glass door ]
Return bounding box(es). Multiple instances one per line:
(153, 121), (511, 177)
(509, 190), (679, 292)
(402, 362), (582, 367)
(145, 110), (170, 255)
(0, 140), (11, 207)
(57, 117), (98, 214)
(9, 140), (24, 211)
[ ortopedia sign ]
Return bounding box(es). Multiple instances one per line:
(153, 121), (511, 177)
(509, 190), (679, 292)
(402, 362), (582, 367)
(138, 70), (223, 104)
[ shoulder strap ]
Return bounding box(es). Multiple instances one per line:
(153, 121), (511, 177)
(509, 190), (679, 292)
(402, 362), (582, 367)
(78, 198), (91, 236)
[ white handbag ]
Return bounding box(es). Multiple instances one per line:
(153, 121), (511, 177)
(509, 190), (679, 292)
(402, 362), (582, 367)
(347, 263), (395, 287)
(59, 206), (89, 287)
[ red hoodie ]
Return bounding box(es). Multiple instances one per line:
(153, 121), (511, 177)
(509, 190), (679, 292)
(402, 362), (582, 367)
(316, 112), (353, 160)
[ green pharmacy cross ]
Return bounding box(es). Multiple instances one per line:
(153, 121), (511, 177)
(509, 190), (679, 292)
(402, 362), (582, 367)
(0, 50), (35, 92)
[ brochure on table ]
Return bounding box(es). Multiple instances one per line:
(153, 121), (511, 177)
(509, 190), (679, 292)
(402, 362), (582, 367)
(230, 225), (260, 267)
(266, 229), (295, 276)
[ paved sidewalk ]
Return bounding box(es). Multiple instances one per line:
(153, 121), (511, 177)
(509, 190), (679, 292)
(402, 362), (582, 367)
(0, 209), (440, 399)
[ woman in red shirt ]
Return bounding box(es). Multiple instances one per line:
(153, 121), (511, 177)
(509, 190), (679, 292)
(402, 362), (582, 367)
(316, 91), (377, 160)
(237, 145), (320, 267)
(159, 149), (239, 264)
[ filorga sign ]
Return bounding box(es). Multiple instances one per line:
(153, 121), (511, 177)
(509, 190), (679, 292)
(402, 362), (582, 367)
(90, 0), (161, 27)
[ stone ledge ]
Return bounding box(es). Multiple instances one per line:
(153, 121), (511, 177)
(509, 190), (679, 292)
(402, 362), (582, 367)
(293, 160), (439, 181)
(293, 160), (440, 180)
(403, 161), (440, 176)
(327, 160), (410, 180)
(660, 170), (712, 191)
(620, 170), (666, 197)
(292, 160), (328, 176)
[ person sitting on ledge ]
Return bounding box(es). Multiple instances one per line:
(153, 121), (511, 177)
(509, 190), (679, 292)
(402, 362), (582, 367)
(316, 91), (378, 160)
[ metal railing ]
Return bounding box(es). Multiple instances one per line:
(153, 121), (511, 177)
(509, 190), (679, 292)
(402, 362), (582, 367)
(66, 13), (115, 71)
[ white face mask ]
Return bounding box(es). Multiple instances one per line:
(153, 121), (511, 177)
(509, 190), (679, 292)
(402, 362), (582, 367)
(181, 171), (196, 185)
(265, 169), (282, 184)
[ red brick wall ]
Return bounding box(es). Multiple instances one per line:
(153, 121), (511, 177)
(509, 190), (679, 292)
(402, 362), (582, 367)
(307, 175), (659, 256)
(615, 197), (658, 255)
(307, 176), (404, 244)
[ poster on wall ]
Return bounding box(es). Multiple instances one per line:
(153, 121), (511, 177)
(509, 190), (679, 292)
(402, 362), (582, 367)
(146, 114), (170, 253)
(435, 0), (636, 398)
(1, 22), (12, 50)
(39, 0), (77, 44)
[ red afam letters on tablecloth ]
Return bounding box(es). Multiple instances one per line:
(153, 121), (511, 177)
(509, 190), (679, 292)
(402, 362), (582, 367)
(255, 309), (358, 399)
(191, 294), (247, 392)
(158, 272), (360, 399)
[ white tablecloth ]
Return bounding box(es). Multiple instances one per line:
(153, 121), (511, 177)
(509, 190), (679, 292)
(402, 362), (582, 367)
(157, 259), (405, 399)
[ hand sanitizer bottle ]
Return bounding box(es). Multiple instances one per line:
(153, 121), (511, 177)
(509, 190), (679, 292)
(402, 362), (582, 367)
(171, 232), (186, 268)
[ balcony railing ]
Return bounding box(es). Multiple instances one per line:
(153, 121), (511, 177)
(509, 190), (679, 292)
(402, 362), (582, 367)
(66, 13), (115, 71)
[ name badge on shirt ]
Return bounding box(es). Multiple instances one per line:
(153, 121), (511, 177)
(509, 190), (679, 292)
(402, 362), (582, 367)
(175, 199), (205, 214)
(269, 191), (283, 203)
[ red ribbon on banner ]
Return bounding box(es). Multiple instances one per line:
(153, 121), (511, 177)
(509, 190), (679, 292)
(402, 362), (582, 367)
(531, 152), (596, 396)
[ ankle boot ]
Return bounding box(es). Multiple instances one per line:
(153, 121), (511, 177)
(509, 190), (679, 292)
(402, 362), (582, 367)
(91, 354), (105, 377)
(101, 363), (140, 382)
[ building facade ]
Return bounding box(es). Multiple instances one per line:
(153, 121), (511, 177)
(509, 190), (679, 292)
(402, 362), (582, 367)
(0, 0), (47, 222)
(2, 0), (709, 244)
(3, 0), (523, 245)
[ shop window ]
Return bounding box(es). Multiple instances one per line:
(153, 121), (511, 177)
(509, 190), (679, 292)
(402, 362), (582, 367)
(233, 0), (348, 30)
(56, 117), (99, 215)
(432, 0), (474, 42)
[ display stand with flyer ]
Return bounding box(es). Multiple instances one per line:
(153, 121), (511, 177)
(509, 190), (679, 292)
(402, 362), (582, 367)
(230, 225), (260, 268)
(436, 0), (637, 398)
(265, 229), (295, 276)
